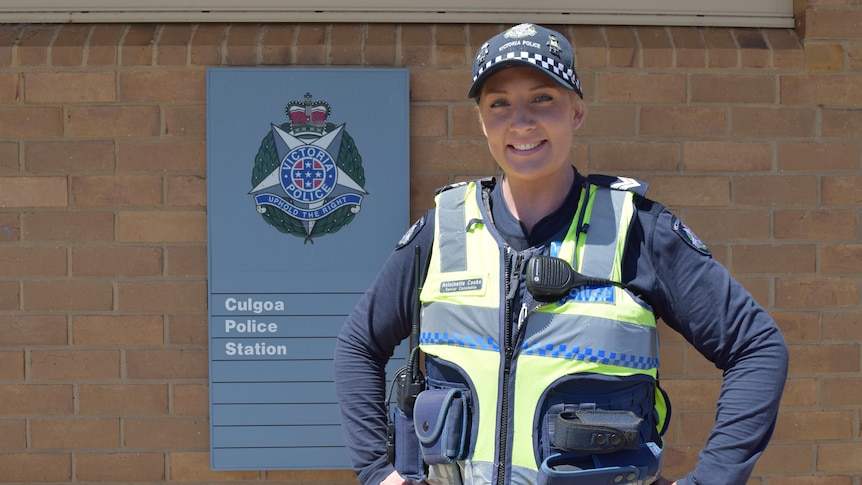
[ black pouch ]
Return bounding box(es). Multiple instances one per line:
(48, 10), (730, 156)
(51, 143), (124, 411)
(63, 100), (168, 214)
(414, 388), (469, 465)
(392, 406), (427, 481)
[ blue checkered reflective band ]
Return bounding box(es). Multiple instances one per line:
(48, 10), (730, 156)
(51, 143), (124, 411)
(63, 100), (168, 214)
(420, 332), (500, 351)
(473, 51), (578, 90)
(521, 342), (659, 371)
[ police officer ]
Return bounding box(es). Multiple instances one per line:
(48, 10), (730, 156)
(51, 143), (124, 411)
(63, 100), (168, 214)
(334, 23), (788, 485)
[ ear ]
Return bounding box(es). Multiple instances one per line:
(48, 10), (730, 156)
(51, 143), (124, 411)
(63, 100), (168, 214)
(572, 97), (587, 132)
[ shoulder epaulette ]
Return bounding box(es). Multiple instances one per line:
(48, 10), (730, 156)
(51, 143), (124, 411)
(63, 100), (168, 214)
(587, 174), (649, 198)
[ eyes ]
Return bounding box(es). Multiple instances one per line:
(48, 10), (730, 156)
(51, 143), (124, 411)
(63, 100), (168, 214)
(487, 92), (555, 109)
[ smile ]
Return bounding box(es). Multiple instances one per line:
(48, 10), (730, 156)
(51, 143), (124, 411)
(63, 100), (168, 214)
(511, 142), (542, 151)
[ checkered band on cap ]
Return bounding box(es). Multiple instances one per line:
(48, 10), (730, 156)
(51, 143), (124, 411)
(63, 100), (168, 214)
(472, 50), (581, 94)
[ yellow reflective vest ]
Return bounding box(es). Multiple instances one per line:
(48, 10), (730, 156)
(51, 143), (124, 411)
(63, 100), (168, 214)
(419, 179), (668, 485)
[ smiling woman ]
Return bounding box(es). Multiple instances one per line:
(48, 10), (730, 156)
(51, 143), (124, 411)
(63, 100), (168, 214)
(0, 0), (795, 27)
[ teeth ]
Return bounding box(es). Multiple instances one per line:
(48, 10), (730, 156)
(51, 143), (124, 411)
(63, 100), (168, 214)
(512, 142), (540, 151)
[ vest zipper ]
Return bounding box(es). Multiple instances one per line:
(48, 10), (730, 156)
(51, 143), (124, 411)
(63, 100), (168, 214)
(498, 250), (524, 484)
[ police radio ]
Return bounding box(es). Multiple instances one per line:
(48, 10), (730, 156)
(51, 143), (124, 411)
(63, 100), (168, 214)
(387, 246), (426, 465)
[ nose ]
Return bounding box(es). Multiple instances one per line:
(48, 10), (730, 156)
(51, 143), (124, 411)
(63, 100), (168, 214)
(510, 105), (535, 132)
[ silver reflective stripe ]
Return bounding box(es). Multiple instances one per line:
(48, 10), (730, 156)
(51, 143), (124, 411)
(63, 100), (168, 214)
(437, 185), (470, 273)
(522, 311), (659, 370)
(580, 187), (627, 280)
(420, 303), (499, 347)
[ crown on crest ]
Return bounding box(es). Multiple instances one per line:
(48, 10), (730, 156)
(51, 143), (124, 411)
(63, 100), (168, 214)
(285, 92), (331, 136)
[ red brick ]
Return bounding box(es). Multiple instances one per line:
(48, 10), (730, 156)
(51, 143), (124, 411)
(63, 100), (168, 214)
(0, 418), (26, 449)
(126, 348), (207, 380)
(413, 104), (448, 137)
(190, 23), (227, 65)
(782, 74), (862, 107)
(804, 42), (845, 72)
(166, 175), (206, 207)
(171, 383), (209, 415)
(817, 443), (862, 473)
(86, 24), (124, 66)
(330, 23), (363, 66)
(266, 469), (360, 483)
(155, 24), (193, 66)
(75, 452), (165, 482)
(164, 105), (206, 137)
(167, 314), (207, 345)
(690, 73), (777, 104)
(24, 72), (116, 104)
(0, 176), (67, 207)
(752, 443), (813, 474)
(402, 24), (433, 67)
(822, 107), (862, 138)
(125, 417), (208, 448)
(0, 71), (19, 104)
(22, 211), (114, 242)
(669, 27), (706, 68)
(731, 244), (816, 274)
(67, 105), (160, 138)
(787, 343), (861, 374)
(683, 141), (772, 172)
(640, 107), (726, 138)
(72, 175), (163, 207)
(590, 141), (680, 172)
(637, 26), (673, 68)
(29, 349), (120, 380)
(412, 69), (471, 103)
(165, 245), (206, 277)
(23, 280), (114, 312)
(576, 105), (636, 138)
(225, 23), (261, 65)
(24, 140), (116, 173)
(411, 138), (494, 173)
(0, 212), (19, 242)
(117, 140), (205, 172)
(30, 418), (120, 449)
(734, 29), (770, 68)
(78, 384), (169, 415)
(169, 452), (260, 481)
(16, 25), (57, 67)
(118, 211), (206, 242)
(0, 281), (19, 311)
(778, 377), (818, 407)
(822, 311), (862, 341)
(822, 176), (862, 206)
(120, 70), (205, 103)
(0, 453), (71, 482)
(777, 141), (861, 172)
(702, 28), (738, 68)
(117, 281), (207, 313)
(295, 24), (327, 65)
(0, 384), (74, 414)
(73, 245), (162, 278)
(0, 142), (17, 173)
(777, 277), (860, 309)
(571, 26), (607, 69)
(821, 377), (862, 407)
(72, 314), (164, 346)
(261, 24), (294, 65)
(821, 244), (862, 275)
(774, 411), (855, 441)
(435, 24), (468, 67)
(639, 176), (730, 207)
(0, 351), (24, 381)
(731, 107), (817, 138)
(772, 311), (821, 341)
(803, 9), (862, 40)
(597, 72), (685, 104)
(764, 28), (804, 71)
(733, 175), (818, 206)
(659, 378), (722, 410)
(774, 209), (858, 240)
(0, 106), (63, 138)
(605, 26), (637, 68)
(365, 24), (397, 66)
(121, 24), (157, 66)
(679, 209), (771, 242)
(0, 247), (67, 277)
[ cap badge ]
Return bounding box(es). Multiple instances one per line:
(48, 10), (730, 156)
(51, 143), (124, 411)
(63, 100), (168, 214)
(476, 42), (489, 64)
(504, 23), (538, 39)
(547, 34), (562, 57)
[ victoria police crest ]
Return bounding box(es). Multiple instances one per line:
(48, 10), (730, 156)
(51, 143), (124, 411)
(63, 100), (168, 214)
(249, 93), (367, 243)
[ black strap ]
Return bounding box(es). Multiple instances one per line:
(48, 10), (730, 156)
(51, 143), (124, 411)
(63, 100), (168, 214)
(552, 410), (642, 453)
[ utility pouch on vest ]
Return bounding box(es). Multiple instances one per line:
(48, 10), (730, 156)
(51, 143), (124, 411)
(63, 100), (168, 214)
(552, 410), (642, 453)
(414, 388), (470, 465)
(536, 442), (663, 485)
(390, 405), (427, 481)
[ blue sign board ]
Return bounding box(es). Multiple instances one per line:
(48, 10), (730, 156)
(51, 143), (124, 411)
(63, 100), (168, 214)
(206, 68), (410, 470)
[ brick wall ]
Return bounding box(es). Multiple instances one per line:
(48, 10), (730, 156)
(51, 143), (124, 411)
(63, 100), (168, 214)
(0, 1), (860, 483)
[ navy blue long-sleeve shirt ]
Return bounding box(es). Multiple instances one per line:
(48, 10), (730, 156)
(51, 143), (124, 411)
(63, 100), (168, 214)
(334, 171), (788, 485)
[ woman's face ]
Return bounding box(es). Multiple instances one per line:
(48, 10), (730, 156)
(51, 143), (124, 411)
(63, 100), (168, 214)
(477, 66), (585, 186)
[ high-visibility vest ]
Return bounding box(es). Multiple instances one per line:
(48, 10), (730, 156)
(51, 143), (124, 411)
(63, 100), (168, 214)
(419, 179), (667, 484)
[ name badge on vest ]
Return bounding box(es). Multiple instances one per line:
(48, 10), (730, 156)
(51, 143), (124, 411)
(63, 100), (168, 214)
(440, 278), (484, 293)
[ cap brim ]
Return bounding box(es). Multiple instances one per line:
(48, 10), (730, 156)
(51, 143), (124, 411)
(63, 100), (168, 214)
(468, 60), (576, 99)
